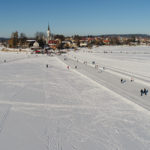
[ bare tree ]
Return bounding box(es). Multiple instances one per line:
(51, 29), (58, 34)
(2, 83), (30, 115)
(9, 31), (19, 48)
(19, 33), (27, 47)
(35, 32), (46, 48)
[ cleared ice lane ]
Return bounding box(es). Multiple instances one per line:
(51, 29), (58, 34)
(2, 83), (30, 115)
(58, 55), (150, 111)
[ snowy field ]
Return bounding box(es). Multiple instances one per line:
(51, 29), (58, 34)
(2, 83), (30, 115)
(68, 46), (150, 81)
(0, 46), (150, 150)
(0, 50), (31, 64)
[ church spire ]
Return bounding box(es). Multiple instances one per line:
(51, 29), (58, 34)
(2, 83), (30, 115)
(48, 23), (50, 31)
(47, 23), (51, 44)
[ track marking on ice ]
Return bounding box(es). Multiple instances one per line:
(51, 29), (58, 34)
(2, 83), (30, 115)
(0, 77), (31, 134)
(105, 68), (150, 87)
(57, 56), (150, 115)
(0, 54), (46, 65)
(0, 106), (11, 134)
(0, 100), (102, 110)
(67, 55), (150, 87)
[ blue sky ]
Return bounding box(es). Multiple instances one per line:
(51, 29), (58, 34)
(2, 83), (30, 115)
(0, 0), (150, 37)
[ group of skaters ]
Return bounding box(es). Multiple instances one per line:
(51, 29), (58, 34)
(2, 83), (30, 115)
(47, 63), (74, 70)
(140, 88), (148, 96)
(64, 57), (67, 61)
(64, 58), (149, 97)
(67, 65), (77, 69)
(83, 61), (87, 64)
(121, 78), (126, 84)
(120, 78), (148, 96)
(121, 77), (134, 84)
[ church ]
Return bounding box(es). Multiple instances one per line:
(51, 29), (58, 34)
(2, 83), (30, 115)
(46, 24), (59, 49)
(46, 24), (52, 44)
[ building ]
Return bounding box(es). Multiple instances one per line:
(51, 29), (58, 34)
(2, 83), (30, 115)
(80, 40), (88, 47)
(46, 24), (52, 44)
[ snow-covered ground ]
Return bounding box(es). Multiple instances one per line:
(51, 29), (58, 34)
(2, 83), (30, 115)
(0, 46), (150, 150)
(68, 46), (150, 81)
(0, 48), (36, 64)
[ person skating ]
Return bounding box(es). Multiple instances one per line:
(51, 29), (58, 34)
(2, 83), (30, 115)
(140, 89), (144, 96)
(121, 78), (123, 83)
(146, 89), (149, 95)
(144, 88), (148, 95)
(131, 77), (134, 82)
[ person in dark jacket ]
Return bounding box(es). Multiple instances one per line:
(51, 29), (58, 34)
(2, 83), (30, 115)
(121, 78), (123, 83)
(141, 89), (144, 96)
(144, 88), (148, 95)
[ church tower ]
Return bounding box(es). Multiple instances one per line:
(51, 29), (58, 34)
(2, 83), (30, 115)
(47, 24), (51, 43)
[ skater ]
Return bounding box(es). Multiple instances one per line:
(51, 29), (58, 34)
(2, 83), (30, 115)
(67, 65), (70, 70)
(121, 78), (123, 83)
(98, 68), (102, 73)
(46, 64), (48, 68)
(95, 65), (98, 69)
(75, 66), (77, 69)
(131, 77), (134, 82)
(121, 78), (126, 83)
(140, 89), (144, 96)
(146, 89), (148, 95)
(92, 61), (95, 65)
(83, 61), (86, 64)
(144, 88), (148, 95)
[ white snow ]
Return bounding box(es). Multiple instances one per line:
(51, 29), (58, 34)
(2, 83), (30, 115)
(0, 46), (150, 150)
(68, 46), (150, 82)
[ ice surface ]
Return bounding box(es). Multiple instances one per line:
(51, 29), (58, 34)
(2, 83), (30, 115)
(0, 47), (150, 150)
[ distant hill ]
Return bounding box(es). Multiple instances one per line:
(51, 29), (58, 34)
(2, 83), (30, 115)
(97, 34), (150, 38)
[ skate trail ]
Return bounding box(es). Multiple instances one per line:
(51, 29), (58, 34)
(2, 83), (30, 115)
(0, 54), (46, 65)
(58, 55), (150, 111)
(0, 77), (31, 135)
(69, 53), (150, 85)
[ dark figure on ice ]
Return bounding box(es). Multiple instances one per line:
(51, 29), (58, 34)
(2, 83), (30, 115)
(92, 61), (95, 65)
(144, 88), (148, 95)
(131, 77), (134, 82)
(141, 89), (144, 96)
(46, 64), (48, 68)
(75, 66), (77, 69)
(121, 78), (126, 84)
(95, 65), (98, 69)
(121, 78), (123, 83)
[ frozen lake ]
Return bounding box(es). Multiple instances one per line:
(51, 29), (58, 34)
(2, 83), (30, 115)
(0, 46), (150, 150)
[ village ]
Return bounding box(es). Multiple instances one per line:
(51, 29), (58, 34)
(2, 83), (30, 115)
(1, 0), (150, 149)
(1, 25), (150, 54)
